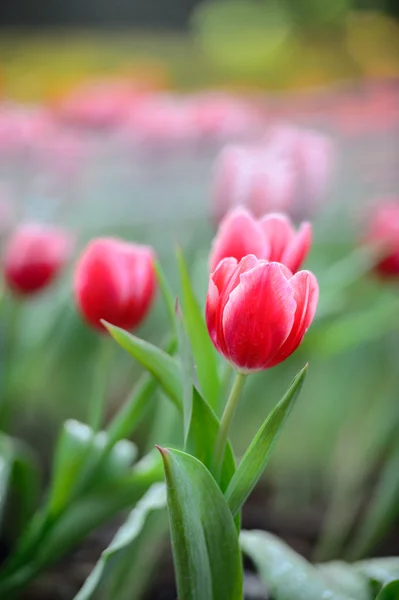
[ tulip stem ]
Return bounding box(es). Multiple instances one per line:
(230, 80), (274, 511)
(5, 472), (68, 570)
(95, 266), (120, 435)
(213, 372), (247, 479)
(88, 337), (114, 432)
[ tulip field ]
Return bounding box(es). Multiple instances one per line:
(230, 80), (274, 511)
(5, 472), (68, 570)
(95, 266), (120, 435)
(0, 74), (399, 600)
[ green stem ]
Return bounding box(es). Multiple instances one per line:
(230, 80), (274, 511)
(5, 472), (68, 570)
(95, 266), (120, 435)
(88, 337), (113, 431)
(213, 372), (247, 478)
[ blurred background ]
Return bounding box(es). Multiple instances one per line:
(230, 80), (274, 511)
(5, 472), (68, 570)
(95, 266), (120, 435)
(1, 0), (399, 598)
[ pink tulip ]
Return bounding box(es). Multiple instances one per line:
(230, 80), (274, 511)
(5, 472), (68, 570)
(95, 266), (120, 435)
(4, 223), (73, 295)
(212, 144), (296, 222)
(206, 255), (318, 372)
(209, 207), (311, 274)
(74, 238), (156, 331)
(265, 124), (335, 210)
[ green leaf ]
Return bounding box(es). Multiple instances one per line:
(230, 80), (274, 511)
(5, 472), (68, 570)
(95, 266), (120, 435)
(8, 440), (41, 537)
(159, 447), (243, 600)
(316, 562), (371, 600)
(186, 387), (236, 493)
(240, 530), (354, 600)
(0, 452), (164, 596)
(1, 422), (138, 584)
(376, 580), (399, 600)
(48, 420), (138, 516)
(73, 483), (166, 600)
(348, 436), (399, 559)
(104, 322), (183, 412)
(154, 260), (177, 330)
(0, 437), (14, 531)
(177, 249), (220, 411)
(354, 558), (399, 590)
(175, 302), (195, 445)
(106, 508), (168, 600)
(106, 335), (177, 445)
(48, 420), (95, 516)
(225, 365), (307, 517)
(0, 436), (40, 538)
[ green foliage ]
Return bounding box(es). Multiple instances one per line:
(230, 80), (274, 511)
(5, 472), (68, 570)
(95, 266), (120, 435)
(225, 365), (307, 517)
(177, 250), (220, 412)
(104, 322), (183, 412)
(74, 483), (166, 600)
(159, 447), (243, 600)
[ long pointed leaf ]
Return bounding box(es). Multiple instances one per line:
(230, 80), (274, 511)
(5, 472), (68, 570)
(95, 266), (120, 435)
(106, 335), (177, 445)
(154, 260), (177, 330)
(348, 435), (399, 559)
(186, 387), (235, 493)
(176, 302), (195, 445)
(226, 365), (307, 517)
(104, 322), (183, 412)
(177, 250), (220, 411)
(159, 447), (243, 600)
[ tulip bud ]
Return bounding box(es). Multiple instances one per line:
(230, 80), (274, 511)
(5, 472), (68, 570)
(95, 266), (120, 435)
(3, 223), (73, 295)
(209, 207), (311, 274)
(206, 255), (318, 372)
(366, 200), (399, 277)
(74, 238), (156, 331)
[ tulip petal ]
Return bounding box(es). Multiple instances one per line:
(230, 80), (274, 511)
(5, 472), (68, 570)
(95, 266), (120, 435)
(209, 207), (266, 272)
(211, 257), (239, 294)
(206, 257), (238, 354)
(210, 255), (261, 358)
(281, 221), (312, 273)
(269, 270), (318, 367)
(259, 213), (295, 263)
(222, 262), (296, 371)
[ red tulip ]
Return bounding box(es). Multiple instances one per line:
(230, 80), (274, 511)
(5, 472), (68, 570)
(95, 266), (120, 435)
(366, 201), (399, 277)
(4, 223), (73, 295)
(74, 238), (156, 331)
(209, 207), (311, 274)
(212, 144), (296, 222)
(206, 255), (318, 372)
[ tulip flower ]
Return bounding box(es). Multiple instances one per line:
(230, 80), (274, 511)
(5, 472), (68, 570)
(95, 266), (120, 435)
(206, 255), (318, 373)
(265, 124), (335, 212)
(4, 223), (73, 295)
(209, 207), (311, 274)
(366, 200), (399, 277)
(74, 238), (156, 331)
(212, 144), (296, 223)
